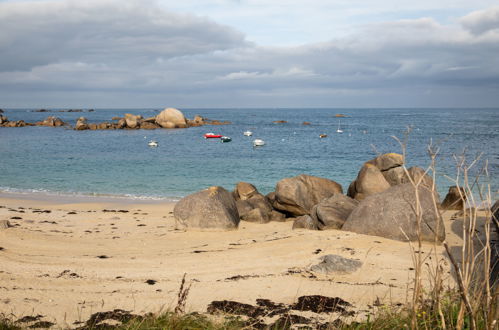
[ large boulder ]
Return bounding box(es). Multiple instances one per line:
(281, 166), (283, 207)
(0, 115), (7, 125)
(234, 182), (258, 200)
(347, 154), (437, 202)
(124, 113), (142, 129)
(173, 186), (239, 230)
(342, 183), (445, 242)
(75, 117), (88, 130)
(156, 108), (188, 128)
(313, 194), (359, 230)
(440, 186), (466, 210)
(273, 174), (343, 216)
(351, 163), (391, 200)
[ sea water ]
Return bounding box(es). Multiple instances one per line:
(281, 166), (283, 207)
(0, 108), (497, 201)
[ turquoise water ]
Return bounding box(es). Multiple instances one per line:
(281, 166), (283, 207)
(0, 108), (497, 200)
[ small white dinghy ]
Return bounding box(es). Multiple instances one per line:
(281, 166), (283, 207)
(253, 139), (265, 147)
(148, 140), (158, 147)
(243, 130), (253, 136)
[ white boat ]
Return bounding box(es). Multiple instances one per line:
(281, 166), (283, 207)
(253, 139), (265, 146)
(243, 130), (253, 136)
(336, 120), (343, 133)
(148, 140), (158, 147)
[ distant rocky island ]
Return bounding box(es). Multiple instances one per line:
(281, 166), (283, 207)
(0, 107), (230, 130)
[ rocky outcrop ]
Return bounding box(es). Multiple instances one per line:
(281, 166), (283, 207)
(233, 182), (276, 223)
(292, 215), (318, 230)
(1, 108), (228, 130)
(311, 194), (359, 230)
(173, 186), (239, 230)
(273, 174), (343, 216)
(75, 117), (89, 130)
(342, 183), (445, 242)
(37, 116), (65, 127)
(347, 153), (436, 202)
(156, 108), (188, 128)
(441, 186), (466, 210)
(124, 114), (142, 129)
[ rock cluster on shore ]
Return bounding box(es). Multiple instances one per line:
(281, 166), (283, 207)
(174, 153), (451, 243)
(0, 107), (230, 130)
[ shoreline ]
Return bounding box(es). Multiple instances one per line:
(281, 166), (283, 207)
(0, 193), (480, 328)
(0, 190), (179, 205)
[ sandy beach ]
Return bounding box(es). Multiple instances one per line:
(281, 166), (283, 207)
(0, 192), (478, 328)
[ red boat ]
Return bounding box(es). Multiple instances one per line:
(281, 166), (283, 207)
(204, 133), (223, 138)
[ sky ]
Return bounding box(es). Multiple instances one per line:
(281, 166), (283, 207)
(0, 0), (498, 108)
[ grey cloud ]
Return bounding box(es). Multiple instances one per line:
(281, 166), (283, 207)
(461, 6), (499, 35)
(0, 0), (247, 71)
(0, 3), (498, 107)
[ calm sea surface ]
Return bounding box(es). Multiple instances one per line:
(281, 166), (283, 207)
(0, 108), (497, 201)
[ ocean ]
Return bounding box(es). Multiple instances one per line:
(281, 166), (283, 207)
(0, 108), (498, 201)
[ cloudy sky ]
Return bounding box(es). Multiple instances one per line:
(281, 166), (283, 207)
(0, 0), (498, 108)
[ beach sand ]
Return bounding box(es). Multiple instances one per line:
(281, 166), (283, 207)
(0, 193), (476, 328)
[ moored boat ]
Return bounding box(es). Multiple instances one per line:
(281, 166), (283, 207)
(204, 133), (223, 138)
(243, 130), (253, 136)
(253, 139), (265, 146)
(220, 136), (232, 143)
(148, 140), (158, 147)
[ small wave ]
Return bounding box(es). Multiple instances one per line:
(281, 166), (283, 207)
(0, 187), (180, 202)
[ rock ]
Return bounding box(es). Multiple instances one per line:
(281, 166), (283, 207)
(310, 254), (362, 274)
(0, 109), (3, 113)
(0, 220), (12, 229)
(335, 114), (346, 117)
(351, 164), (391, 200)
(270, 210), (286, 222)
(111, 116), (122, 120)
(173, 186), (239, 230)
(441, 186), (466, 210)
(0, 115), (7, 125)
(124, 113), (142, 129)
(492, 200), (499, 229)
(193, 115), (204, 124)
(273, 120), (287, 124)
(348, 153), (404, 200)
(235, 199), (254, 218)
(98, 122), (110, 130)
(236, 193), (273, 222)
(241, 208), (270, 224)
(156, 108), (188, 128)
(314, 194), (359, 229)
(404, 166), (434, 189)
(302, 121), (311, 125)
(46, 116), (64, 127)
(234, 182), (258, 200)
(367, 153), (404, 171)
(343, 183), (445, 242)
(75, 117), (89, 130)
(143, 117), (156, 123)
(116, 118), (127, 129)
(382, 166), (406, 186)
(140, 122), (159, 129)
(292, 215), (318, 230)
(273, 174), (343, 216)
(88, 123), (98, 130)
